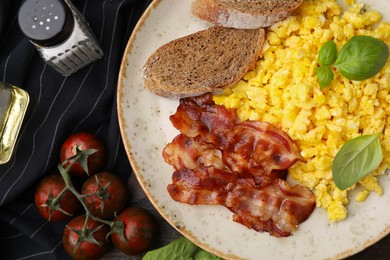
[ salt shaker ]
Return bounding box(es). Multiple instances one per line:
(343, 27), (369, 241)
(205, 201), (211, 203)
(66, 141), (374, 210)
(0, 82), (29, 164)
(18, 0), (103, 76)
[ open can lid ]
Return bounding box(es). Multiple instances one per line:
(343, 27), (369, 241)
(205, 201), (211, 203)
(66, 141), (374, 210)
(18, 0), (74, 47)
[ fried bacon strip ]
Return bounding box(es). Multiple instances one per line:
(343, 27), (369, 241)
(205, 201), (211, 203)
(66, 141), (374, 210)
(222, 121), (303, 178)
(170, 93), (237, 146)
(166, 93), (302, 178)
(168, 167), (315, 237)
(163, 134), (225, 171)
(163, 133), (288, 180)
(163, 93), (315, 237)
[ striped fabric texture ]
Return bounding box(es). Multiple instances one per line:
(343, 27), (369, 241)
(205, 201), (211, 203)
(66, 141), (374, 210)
(0, 0), (172, 259)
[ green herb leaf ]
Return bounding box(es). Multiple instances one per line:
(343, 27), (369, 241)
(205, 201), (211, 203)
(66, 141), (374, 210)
(334, 36), (389, 81)
(194, 249), (223, 260)
(142, 237), (198, 260)
(316, 66), (334, 89)
(318, 40), (338, 66)
(332, 133), (383, 190)
(142, 236), (223, 260)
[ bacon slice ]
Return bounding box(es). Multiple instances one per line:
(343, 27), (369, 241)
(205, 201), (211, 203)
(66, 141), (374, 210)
(170, 93), (237, 145)
(166, 93), (303, 178)
(163, 93), (315, 237)
(222, 121), (303, 178)
(163, 132), (288, 180)
(162, 134), (224, 171)
(168, 167), (315, 237)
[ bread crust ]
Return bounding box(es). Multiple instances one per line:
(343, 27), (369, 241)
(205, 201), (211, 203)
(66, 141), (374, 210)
(143, 27), (265, 98)
(191, 0), (304, 29)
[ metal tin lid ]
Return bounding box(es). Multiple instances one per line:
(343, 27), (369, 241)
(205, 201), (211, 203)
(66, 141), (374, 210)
(18, 0), (74, 47)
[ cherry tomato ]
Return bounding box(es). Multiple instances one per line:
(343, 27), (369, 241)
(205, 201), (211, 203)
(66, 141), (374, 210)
(60, 132), (107, 177)
(111, 207), (158, 256)
(63, 215), (111, 260)
(81, 171), (129, 219)
(34, 174), (80, 221)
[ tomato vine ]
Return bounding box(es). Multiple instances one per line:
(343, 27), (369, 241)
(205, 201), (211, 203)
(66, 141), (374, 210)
(34, 133), (157, 259)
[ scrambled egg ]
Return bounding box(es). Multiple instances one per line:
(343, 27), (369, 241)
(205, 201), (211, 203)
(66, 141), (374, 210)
(213, 0), (390, 222)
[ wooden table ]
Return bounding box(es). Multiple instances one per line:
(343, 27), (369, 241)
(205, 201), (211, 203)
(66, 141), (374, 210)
(349, 233), (390, 259)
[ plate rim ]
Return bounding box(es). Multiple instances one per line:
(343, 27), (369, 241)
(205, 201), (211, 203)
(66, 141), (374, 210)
(116, 1), (239, 259)
(116, 1), (390, 259)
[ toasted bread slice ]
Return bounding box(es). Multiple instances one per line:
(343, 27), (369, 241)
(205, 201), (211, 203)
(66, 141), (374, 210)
(191, 0), (304, 29)
(143, 26), (265, 98)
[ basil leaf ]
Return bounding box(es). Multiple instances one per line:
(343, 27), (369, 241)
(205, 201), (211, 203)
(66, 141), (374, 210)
(318, 40), (338, 66)
(332, 133), (383, 191)
(316, 66), (334, 89)
(334, 36), (389, 81)
(195, 249), (223, 260)
(143, 236), (223, 260)
(143, 237), (198, 260)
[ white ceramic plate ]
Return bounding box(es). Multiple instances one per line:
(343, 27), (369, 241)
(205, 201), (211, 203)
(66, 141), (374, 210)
(117, 0), (390, 259)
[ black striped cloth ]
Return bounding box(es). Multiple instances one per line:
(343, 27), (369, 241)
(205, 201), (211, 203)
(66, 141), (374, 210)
(0, 0), (181, 259)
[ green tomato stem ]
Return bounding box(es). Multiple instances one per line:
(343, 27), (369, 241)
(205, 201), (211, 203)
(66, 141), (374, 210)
(56, 149), (115, 229)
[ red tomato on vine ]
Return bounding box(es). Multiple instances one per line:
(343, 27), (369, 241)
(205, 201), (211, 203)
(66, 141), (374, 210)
(81, 171), (129, 219)
(60, 132), (107, 177)
(34, 174), (80, 221)
(111, 207), (158, 256)
(63, 215), (111, 260)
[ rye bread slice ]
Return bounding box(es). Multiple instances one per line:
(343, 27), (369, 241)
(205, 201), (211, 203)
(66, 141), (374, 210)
(143, 26), (265, 98)
(191, 0), (304, 29)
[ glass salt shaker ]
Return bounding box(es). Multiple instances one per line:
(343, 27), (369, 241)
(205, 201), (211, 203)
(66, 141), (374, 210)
(18, 0), (103, 76)
(0, 82), (29, 164)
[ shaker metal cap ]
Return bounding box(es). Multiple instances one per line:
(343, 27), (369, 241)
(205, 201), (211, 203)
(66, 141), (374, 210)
(18, 0), (74, 47)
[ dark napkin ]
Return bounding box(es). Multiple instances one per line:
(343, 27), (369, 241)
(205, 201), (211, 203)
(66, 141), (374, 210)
(0, 0), (179, 259)
(1, 0), (389, 259)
